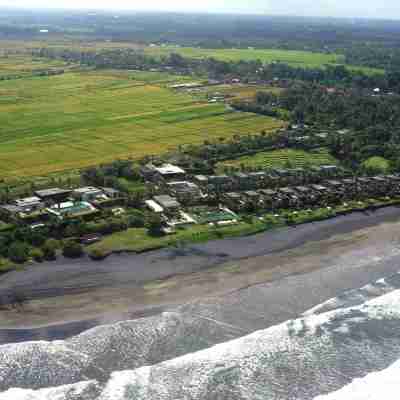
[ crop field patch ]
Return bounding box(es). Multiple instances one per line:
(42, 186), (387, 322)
(0, 69), (284, 178)
(0, 55), (68, 78)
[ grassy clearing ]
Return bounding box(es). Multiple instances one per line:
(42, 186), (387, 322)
(217, 148), (338, 171)
(0, 68), (284, 178)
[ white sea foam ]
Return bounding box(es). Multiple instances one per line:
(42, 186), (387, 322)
(303, 271), (400, 316)
(0, 381), (99, 400)
(2, 283), (400, 399)
(314, 359), (400, 400)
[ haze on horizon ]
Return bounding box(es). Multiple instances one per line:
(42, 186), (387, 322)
(0, 0), (399, 20)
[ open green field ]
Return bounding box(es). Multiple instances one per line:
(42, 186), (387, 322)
(145, 46), (384, 74)
(0, 68), (284, 179)
(217, 148), (338, 172)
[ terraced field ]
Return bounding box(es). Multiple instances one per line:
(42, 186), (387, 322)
(217, 148), (338, 171)
(0, 69), (284, 178)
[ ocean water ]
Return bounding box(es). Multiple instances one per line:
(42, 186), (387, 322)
(1, 272), (400, 399)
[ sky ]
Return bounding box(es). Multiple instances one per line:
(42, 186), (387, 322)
(0, 0), (399, 20)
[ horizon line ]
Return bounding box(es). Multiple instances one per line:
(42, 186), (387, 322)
(1, 5), (400, 23)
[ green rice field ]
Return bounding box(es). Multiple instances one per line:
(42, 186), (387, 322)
(0, 68), (284, 178)
(217, 148), (338, 171)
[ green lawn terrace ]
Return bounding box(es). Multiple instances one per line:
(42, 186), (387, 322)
(217, 148), (339, 173)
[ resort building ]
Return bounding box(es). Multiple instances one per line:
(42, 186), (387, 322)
(47, 201), (98, 220)
(73, 187), (105, 202)
(35, 188), (72, 204)
(153, 195), (181, 216)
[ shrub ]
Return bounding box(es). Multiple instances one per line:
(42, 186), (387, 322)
(62, 240), (84, 259)
(8, 241), (30, 264)
(146, 214), (164, 237)
(30, 248), (44, 262)
(242, 215), (254, 224)
(88, 248), (109, 261)
(362, 156), (391, 175)
(42, 238), (60, 261)
(27, 232), (46, 247)
(0, 258), (15, 274)
(127, 214), (145, 228)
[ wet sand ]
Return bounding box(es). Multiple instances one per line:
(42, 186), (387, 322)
(1, 206), (400, 342)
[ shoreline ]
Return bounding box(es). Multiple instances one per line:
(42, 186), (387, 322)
(1, 206), (400, 341)
(87, 199), (400, 259)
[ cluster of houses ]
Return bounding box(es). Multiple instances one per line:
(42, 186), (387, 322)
(2, 161), (399, 232)
(0, 186), (123, 225)
(142, 163), (400, 225)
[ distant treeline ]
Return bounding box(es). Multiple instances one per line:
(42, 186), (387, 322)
(2, 11), (400, 70)
(0, 69), (64, 81)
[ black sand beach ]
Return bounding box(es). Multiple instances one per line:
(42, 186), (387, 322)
(1, 206), (400, 344)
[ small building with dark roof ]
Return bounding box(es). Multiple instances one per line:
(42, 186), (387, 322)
(259, 189), (277, 197)
(310, 184), (328, 192)
(279, 187), (297, 196)
(153, 195), (181, 215)
(102, 187), (123, 199)
(223, 192), (244, 211)
(294, 186), (311, 195)
(35, 188), (72, 203)
(167, 181), (203, 204)
(326, 180), (343, 188)
(194, 175), (209, 186)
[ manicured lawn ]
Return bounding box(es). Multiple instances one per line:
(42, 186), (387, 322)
(88, 222), (267, 255)
(0, 69), (284, 179)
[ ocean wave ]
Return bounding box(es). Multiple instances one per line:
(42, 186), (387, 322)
(2, 283), (400, 399)
(304, 272), (400, 317)
(0, 309), (252, 392)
